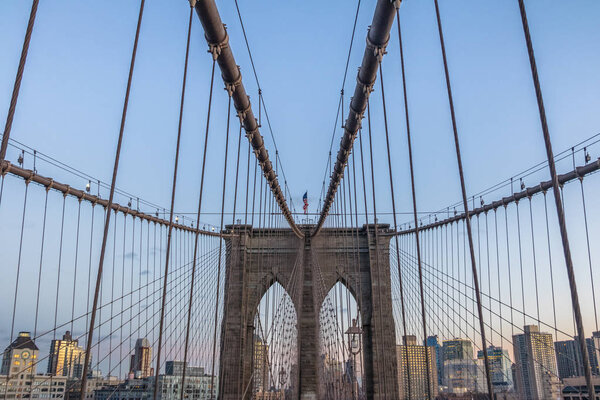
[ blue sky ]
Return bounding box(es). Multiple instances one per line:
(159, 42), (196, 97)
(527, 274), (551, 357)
(1, 0), (600, 358)
(1, 0), (599, 219)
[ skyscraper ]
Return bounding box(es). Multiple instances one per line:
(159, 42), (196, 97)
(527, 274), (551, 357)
(443, 338), (473, 362)
(47, 330), (87, 378)
(129, 338), (153, 378)
(555, 332), (600, 379)
(442, 338), (474, 392)
(397, 335), (438, 400)
(425, 335), (443, 386)
(1, 332), (39, 376)
(477, 346), (513, 392)
(513, 325), (561, 400)
(555, 339), (582, 379)
(586, 331), (600, 375)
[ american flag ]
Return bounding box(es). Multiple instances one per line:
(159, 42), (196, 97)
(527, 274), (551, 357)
(303, 191), (308, 214)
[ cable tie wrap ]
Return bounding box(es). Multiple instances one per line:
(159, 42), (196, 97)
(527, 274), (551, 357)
(356, 70), (375, 96)
(224, 65), (242, 96)
(207, 26), (229, 60)
(366, 28), (389, 62)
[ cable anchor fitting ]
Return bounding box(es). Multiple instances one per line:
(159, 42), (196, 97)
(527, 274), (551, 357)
(391, 0), (402, 9)
(366, 28), (389, 63)
(237, 97), (251, 122)
(356, 70), (375, 96)
(224, 65), (242, 96)
(207, 26), (229, 60)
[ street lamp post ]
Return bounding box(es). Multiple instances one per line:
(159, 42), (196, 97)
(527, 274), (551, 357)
(345, 318), (362, 400)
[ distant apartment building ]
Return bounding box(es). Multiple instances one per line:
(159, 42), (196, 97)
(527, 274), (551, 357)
(555, 332), (600, 379)
(477, 346), (513, 392)
(47, 331), (86, 378)
(513, 325), (561, 400)
(425, 335), (443, 386)
(442, 338), (479, 394)
(555, 339), (583, 379)
(443, 338), (473, 363)
(397, 335), (438, 400)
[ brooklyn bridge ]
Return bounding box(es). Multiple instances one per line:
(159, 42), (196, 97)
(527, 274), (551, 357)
(1, 0), (599, 399)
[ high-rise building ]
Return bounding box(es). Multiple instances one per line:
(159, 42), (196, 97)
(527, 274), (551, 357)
(254, 335), (270, 393)
(443, 359), (479, 395)
(442, 338), (473, 390)
(47, 330), (87, 378)
(555, 332), (600, 380)
(477, 346), (513, 392)
(1, 331), (39, 376)
(397, 335), (438, 400)
(129, 338), (153, 378)
(425, 335), (443, 386)
(587, 331), (600, 375)
(513, 325), (561, 400)
(555, 339), (583, 379)
(441, 338), (482, 395)
(443, 338), (473, 362)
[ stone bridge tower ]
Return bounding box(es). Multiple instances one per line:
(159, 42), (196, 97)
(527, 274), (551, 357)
(218, 224), (399, 399)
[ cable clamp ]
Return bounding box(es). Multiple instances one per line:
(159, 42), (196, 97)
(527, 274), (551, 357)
(224, 65), (242, 96)
(207, 26), (229, 60)
(188, 0), (197, 7)
(366, 29), (389, 62)
(350, 98), (367, 121)
(237, 97), (251, 121)
(391, 0), (402, 9)
(247, 127), (259, 141)
(356, 70), (375, 96)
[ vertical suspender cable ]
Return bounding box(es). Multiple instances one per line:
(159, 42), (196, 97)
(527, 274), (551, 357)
(176, 7), (198, 399)
(33, 189), (49, 338)
(0, 0), (39, 162)
(432, 0), (493, 396)
(516, 0), (595, 395)
(378, 60), (413, 400)
(365, 102), (388, 398)
(210, 94), (232, 399)
(390, 10), (431, 395)
(153, 4), (194, 398)
(7, 182), (29, 376)
(578, 177), (598, 331)
(80, 1), (145, 396)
